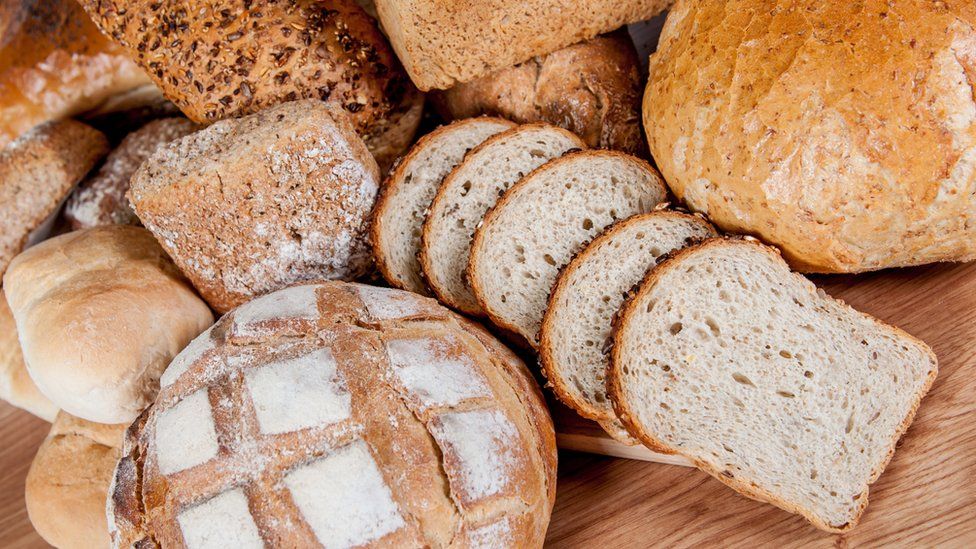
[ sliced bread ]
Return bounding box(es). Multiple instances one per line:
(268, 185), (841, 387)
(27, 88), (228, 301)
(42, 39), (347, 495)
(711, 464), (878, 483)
(371, 117), (515, 294)
(608, 238), (938, 532)
(420, 124), (586, 315)
(540, 212), (718, 429)
(468, 150), (667, 348)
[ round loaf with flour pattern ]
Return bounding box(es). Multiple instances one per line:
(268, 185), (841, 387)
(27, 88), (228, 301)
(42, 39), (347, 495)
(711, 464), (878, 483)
(108, 281), (556, 548)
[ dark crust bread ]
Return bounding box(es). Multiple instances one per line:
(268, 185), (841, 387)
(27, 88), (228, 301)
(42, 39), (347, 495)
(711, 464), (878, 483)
(606, 237), (940, 532)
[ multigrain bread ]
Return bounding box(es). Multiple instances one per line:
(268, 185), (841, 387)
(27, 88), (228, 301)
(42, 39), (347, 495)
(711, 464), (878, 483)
(540, 212), (717, 437)
(469, 150), (667, 347)
(421, 125), (586, 316)
(109, 282), (556, 547)
(130, 100), (381, 313)
(64, 118), (200, 230)
(2, 226), (214, 423)
(25, 412), (127, 549)
(374, 0), (673, 90)
(0, 289), (57, 421)
(371, 117), (516, 295)
(80, 0), (423, 170)
(0, 120), (108, 276)
(432, 30), (646, 155)
(608, 238), (938, 531)
(644, 0), (976, 273)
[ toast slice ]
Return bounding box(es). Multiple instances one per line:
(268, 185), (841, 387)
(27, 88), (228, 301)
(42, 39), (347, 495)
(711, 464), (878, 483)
(468, 150), (667, 348)
(371, 117), (515, 294)
(420, 124), (585, 315)
(540, 212), (717, 432)
(608, 238), (938, 532)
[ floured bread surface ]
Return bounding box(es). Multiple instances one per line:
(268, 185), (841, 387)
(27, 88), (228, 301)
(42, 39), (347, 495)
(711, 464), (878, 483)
(540, 212), (717, 432)
(469, 150), (667, 347)
(609, 239), (938, 532)
(372, 117), (515, 295)
(109, 281), (556, 548)
(421, 124), (586, 316)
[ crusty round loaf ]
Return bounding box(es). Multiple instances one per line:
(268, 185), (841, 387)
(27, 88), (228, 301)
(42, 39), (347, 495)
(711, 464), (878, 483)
(2, 226), (214, 424)
(0, 289), (57, 421)
(109, 282), (556, 548)
(644, 0), (976, 273)
(25, 412), (127, 549)
(432, 30), (646, 155)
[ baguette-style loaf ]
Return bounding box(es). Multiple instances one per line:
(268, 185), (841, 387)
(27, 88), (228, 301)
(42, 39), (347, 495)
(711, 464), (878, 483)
(109, 282), (556, 548)
(0, 289), (57, 421)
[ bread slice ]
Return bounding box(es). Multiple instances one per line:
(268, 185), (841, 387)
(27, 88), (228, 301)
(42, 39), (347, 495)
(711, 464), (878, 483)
(420, 124), (586, 316)
(608, 238), (938, 532)
(540, 212), (717, 430)
(468, 150), (667, 348)
(371, 117), (515, 294)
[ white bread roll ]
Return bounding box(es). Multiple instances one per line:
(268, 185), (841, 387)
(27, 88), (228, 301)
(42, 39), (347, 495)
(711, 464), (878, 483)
(3, 226), (214, 423)
(0, 289), (57, 421)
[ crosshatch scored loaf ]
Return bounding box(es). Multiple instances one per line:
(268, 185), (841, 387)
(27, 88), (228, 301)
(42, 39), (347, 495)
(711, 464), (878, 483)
(109, 281), (556, 547)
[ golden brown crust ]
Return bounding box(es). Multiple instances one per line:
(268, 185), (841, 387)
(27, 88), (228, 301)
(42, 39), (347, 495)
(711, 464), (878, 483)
(0, 288), (57, 421)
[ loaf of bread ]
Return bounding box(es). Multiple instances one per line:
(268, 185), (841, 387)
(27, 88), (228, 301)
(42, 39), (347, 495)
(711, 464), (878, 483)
(0, 120), (109, 276)
(80, 0), (423, 170)
(374, 0), (672, 90)
(609, 238), (938, 531)
(432, 30), (646, 155)
(110, 282), (556, 547)
(0, 0), (152, 147)
(0, 289), (57, 421)
(644, 0), (976, 272)
(3, 226), (214, 423)
(130, 100), (381, 313)
(25, 412), (127, 549)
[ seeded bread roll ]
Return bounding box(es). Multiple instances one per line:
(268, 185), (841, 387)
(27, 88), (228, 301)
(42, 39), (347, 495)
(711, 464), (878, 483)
(0, 289), (57, 421)
(109, 282), (556, 548)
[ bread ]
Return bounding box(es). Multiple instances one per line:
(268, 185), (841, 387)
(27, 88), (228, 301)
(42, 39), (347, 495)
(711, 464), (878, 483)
(421, 125), (586, 316)
(469, 150), (667, 347)
(0, 289), (57, 421)
(432, 30), (646, 155)
(0, 119), (109, 277)
(109, 281), (556, 547)
(129, 100), (380, 313)
(80, 0), (423, 171)
(2, 226), (214, 424)
(539, 212), (716, 437)
(25, 412), (127, 549)
(64, 118), (200, 230)
(0, 0), (152, 148)
(374, 0), (672, 90)
(608, 238), (938, 531)
(644, 0), (976, 273)
(371, 117), (515, 295)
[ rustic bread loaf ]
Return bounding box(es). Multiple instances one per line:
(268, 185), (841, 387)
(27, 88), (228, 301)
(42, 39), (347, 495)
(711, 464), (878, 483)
(109, 281), (556, 548)
(129, 100), (380, 313)
(609, 238), (938, 531)
(0, 119), (108, 276)
(0, 289), (57, 421)
(0, 0), (151, 148)
(371, 117), (515, 295)
(432, 30), (646, 155)
(469, 150), (667, 347)
(374, 0), (672, 90)
(64, 118), (200, 230)
(79, 0), (422, 170)
(25, 412), (127, 549)
(644, 0), (976, 272)
(2, 226), (214, 423)
(540, 212), (716, 436)
(421, 125), (586, 316)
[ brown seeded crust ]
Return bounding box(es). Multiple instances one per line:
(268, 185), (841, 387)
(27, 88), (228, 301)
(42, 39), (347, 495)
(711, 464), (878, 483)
(606, 238), (940, 532)
(432, 30), (646, 155)
(78, 0), (422, 170)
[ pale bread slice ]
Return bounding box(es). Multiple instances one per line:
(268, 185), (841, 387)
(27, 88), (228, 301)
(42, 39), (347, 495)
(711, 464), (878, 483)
(608, 238), (938, 532)
(371, 117), (515, 294)
(540, 212), (717, 433)
(468, 150), (667, 348)
(420, 124), (586, 316)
